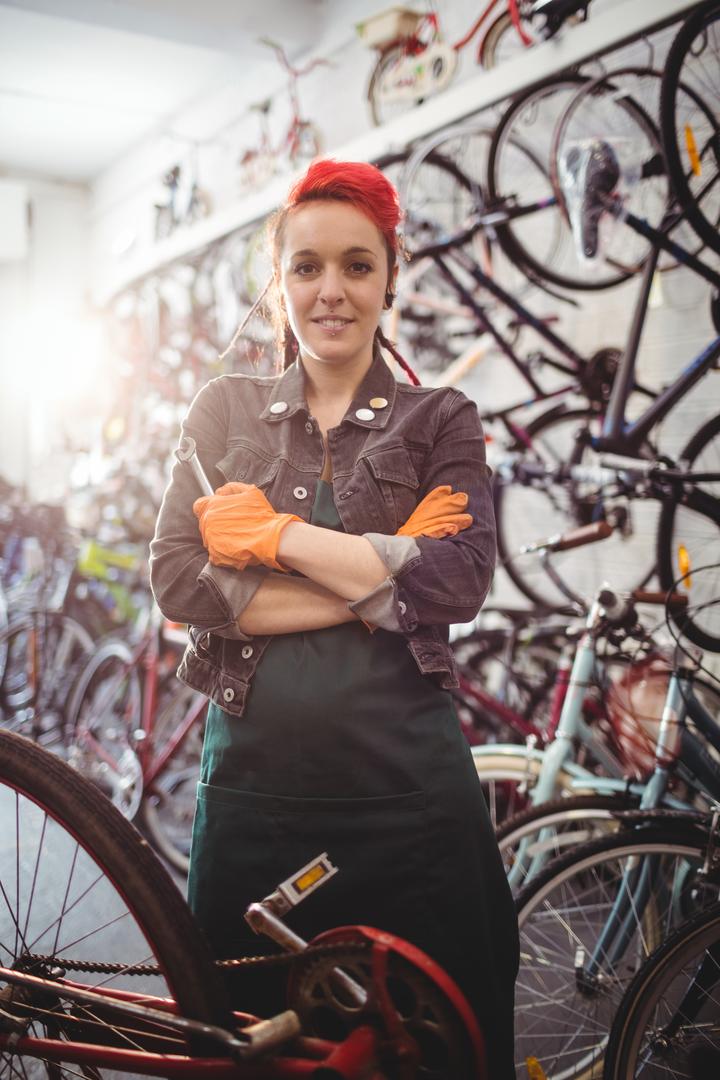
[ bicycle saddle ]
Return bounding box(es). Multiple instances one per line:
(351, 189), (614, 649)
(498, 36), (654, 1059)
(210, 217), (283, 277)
(560, 139), (620, 259)
(531, 0), (590, 37)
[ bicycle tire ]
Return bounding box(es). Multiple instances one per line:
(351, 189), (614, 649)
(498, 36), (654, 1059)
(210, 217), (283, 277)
(514, 821), (717, 1080)
(487, 74), (636, 291)
(63, 636), (143, 818)
(368, 43), (420, 127)
(0, 611), (93, 744)
(497, 792), (643, 890)
(493, 406), (659, 609)
(375, 149), (484, 376)
(603, 899), (720, 1078)
(660, 1), (720, 257)
(471, 748), (584, 830)
(656, 410), (720, 652)
(140, 681), (205, 874)
(0, 728), (231, 1078)
(478, 10), (525, 69)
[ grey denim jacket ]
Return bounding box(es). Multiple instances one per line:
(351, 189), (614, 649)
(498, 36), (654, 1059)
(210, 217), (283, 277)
(149, 352), (496, 717)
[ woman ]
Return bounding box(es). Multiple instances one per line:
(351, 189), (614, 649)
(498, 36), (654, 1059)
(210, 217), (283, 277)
(150, 159), (518, 1078)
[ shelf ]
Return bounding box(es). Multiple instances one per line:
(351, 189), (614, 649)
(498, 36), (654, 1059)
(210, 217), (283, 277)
(93, 0), (698, 305)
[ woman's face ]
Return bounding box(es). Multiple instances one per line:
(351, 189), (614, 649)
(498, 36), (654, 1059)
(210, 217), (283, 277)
(279, 199), (391, 373)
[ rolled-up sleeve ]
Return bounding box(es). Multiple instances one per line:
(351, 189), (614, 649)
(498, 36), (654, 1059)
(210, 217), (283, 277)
(349, 391), (496, 631)
(149, 379), (269, 638)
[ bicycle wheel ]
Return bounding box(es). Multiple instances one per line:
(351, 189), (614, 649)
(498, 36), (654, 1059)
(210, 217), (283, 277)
(0, 728), (230, 1078)
(368, 43), (421, 127)
(550, 68), (674, 273)
(494, 407), (660, 609)
(376, 149), (484, 377)
(497, 792), (642, 891)
(471, 748), (583, 830)
(140, 681), (205, 874)
(478, 9), (535, 70)
(661, 1), (720, 257)
(657, 411), (720, 652)
(514, 821), (719, 1080)
(0, 611), (93, 748)
(64, 637), (143, 818)
(487, 75), (637, 291)
(604, 900), (720, 1078)
(454, 619), (566, 744)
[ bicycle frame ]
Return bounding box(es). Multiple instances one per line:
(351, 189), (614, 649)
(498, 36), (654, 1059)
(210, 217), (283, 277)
(594, 209), (720, 454)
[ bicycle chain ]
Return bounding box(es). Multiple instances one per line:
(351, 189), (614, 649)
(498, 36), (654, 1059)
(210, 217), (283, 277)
(23, 941), (367, 978)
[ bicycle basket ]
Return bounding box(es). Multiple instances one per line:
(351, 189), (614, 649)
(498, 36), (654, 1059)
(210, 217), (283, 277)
(606, 652), (673, 779)
(356, 6), (424, 49)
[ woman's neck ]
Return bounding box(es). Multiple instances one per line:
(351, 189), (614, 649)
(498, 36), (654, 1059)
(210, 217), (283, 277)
(301, 350), (374, 416)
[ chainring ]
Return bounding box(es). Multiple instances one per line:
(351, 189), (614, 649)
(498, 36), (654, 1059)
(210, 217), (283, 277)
(287, 926), (486, 1079)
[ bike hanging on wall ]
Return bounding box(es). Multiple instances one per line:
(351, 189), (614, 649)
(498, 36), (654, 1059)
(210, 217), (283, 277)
(357, 0), (595, 127)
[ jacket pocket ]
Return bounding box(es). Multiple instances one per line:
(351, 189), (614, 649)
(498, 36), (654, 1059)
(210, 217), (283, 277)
(216, 443), (280, 489)
(363, 445), (419, 528)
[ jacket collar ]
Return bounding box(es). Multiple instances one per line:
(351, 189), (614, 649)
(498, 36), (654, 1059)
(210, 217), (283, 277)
(260, 349), (398, 430)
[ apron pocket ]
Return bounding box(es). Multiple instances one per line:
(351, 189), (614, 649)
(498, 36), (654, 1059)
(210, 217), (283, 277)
(188, 781), (434, 966)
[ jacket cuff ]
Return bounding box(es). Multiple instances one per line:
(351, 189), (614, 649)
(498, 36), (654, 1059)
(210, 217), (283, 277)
(197, 561), (269, 640)
(362, 533), (421, 574)
(348, 534), (421, 633)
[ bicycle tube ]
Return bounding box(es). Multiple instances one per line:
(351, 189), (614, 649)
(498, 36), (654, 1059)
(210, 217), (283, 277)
(660, 1), (720, 257)
(603, 899), (720, 1078)
(0, 731), (231, 1059)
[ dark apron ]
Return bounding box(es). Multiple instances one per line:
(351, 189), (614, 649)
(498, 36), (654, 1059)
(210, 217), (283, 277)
(188, 481), (518, 1079)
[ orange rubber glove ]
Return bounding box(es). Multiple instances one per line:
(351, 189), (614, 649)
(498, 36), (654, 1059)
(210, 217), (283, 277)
(396, 485), (473, 538)
(193, 482), (301, 572)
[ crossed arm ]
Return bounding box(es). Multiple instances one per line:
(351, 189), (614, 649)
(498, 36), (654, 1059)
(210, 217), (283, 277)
(235, 527), (388, 635)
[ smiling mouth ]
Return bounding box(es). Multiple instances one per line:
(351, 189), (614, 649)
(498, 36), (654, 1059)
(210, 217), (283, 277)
(313, 318), (353, 330)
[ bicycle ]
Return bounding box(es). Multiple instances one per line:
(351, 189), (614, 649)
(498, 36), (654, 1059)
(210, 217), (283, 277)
(603, 896), (720, 1077)
(63, 601), (206, 873)
(153, 159), (212, 242)
(237, 38), (325, 193)
(472, 527), (720, 838)
(0, 728), (487, 1079)
(513, 808), (720, 1079)
(357, 0), (594, 126)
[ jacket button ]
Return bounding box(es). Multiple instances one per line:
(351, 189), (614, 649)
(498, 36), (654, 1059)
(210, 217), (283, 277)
(398, 601), (407, 615)
(305, 421), (314, 434)
(270, 401), (288, 414)
(241, 645), (254, 659)
(293, 486), (308, 500)
(223, 687), (235, 703)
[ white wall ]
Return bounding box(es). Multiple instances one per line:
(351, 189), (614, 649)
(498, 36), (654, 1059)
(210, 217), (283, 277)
(0, 176), (109, 496)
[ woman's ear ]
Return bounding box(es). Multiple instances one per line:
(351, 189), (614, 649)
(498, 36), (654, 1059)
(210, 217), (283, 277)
(384, 266), (399, 309)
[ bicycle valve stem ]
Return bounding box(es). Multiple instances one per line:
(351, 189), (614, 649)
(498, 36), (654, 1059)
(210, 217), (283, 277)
(175, 436), (214, 496)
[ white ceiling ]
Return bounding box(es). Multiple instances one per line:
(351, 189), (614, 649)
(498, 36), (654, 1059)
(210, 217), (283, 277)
(0, 0), (363, 183)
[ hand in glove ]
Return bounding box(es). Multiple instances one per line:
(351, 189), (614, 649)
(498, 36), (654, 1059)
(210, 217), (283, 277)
(396, 485), (472, 539)
(193, 482), (301, 571)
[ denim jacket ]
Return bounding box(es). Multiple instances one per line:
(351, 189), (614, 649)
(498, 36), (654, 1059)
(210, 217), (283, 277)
(149, 351), (496, 717)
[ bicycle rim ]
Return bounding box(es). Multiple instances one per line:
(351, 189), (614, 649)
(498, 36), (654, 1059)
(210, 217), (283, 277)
(0, 729), (230, 1079)
(657, 411), (720, 652)
(660, 2), (720, 257)
(604, 900), (720, 1078)
(487, 75), (634, 291)
(514, 828), (717, 1080)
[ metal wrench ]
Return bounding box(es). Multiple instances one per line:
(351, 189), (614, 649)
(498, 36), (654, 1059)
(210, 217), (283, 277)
(174, 435), (214, 496)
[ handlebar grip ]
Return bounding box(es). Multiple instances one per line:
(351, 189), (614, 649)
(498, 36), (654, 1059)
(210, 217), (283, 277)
(550, 520), (614, 552)
(631, 588), (689, 608)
